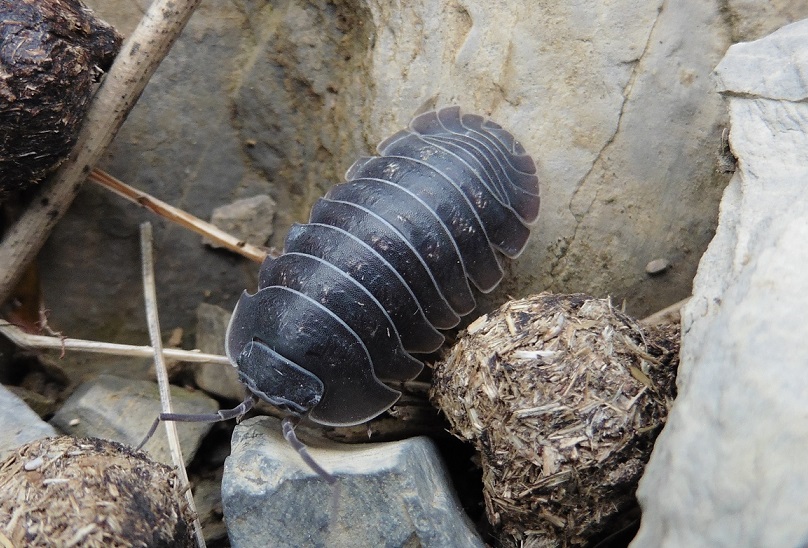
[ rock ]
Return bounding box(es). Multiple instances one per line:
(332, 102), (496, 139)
(50, 374), (219, 466)
(0, 383), (57, 460)
(222, 416), (484, 548)
(193, 303), (244, 401)
(42, 1), (808, 347)
(205, 194), (276, 249)
(645, 258), (670, 276)
(633, 19), (808, 547)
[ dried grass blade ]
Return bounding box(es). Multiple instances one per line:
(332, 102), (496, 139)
(91, 169), (267, 263)
(0, 321), (229, 365)
(140, 222), (206, 548)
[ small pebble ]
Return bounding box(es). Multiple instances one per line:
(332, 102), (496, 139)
(223, 416), (485, 547)
(24, 456), (44, 471)
(645, 258), (670, 275)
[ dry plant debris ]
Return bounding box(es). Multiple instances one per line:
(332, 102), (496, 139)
(431, 293), (680, 547)
(0, 436), (194, 547)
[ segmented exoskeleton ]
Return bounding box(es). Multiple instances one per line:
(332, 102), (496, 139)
(225, 106), (540, 427)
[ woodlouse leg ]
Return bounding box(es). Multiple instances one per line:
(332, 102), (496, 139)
(281, 415), (336, 485)
(135, 394), (258, 452)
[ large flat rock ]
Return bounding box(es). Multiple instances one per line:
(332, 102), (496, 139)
(40, 1), (808, 349)
(633, 18), (808, 547)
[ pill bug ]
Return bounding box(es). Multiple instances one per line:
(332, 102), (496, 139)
(225, 106), (540, 428)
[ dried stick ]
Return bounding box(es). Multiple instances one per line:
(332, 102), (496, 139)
(0, 321), (230, 364)
(0, 0), (203, 307)
(140, 222), (206, 548)
(90, 168), (268, 263)
(640, 297), (690, 326)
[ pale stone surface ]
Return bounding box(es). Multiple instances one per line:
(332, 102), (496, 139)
(633, 19), (808, 547)
(222, 416), (484, 548)
(205, 194), (276, 249)
(41, 0), (808, 347)
(0, 384), (57, 461)
(193, 303), (244, 401)
(50, 374), (219, 466)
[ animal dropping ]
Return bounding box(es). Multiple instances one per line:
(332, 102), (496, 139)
(0, 0), (121, 197)
(430, 293), (680, 545)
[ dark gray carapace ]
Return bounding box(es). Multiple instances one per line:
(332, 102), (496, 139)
(225, 106), (540, 427)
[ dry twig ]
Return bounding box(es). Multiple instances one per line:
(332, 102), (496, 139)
(140, 222), (206, 548)
(640, 297), (690, 326)
(0, 0), (204, 306)
(0, 320), (230, 364)
(90, 168), (268, 263)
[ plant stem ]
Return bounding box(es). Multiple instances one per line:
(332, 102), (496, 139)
(141, 222), (206, 548)
(0, 0), (203, 307)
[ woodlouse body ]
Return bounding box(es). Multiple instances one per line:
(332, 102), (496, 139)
(226, 106), (540, 427)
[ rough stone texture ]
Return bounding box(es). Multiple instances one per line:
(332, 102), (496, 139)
(222, 416), (484, 548)
(205, 194), (276, 249)
(37, 0), (263, 345)
(193, 302), (244, 401)
(0, 383), (57, 460)
(633, 19), (808, 547)
(50, 374), (219, 466)
(194, 472), (228, 544)
(34, 1), (808, 342)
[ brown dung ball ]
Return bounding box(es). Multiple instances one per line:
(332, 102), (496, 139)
(430, 293), (680, 547)
(0, 0), (122, 197)
(0, 436), (195, 547)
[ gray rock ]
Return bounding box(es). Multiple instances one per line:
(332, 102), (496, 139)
(645, 258), (671, 276)
(0, 383), (57, 461)
(42, 0), (808, 348)
(37, 0), (263, 345)
(195, 472), (228, 544)
(50, 374), (220, 466)
(633, 19), (808, 547)
(205, 194), (276, 249)
(222, 416), (484, 548)
(714, 19), (808, 101)
(4, 385), (58, 418)
(193, 303), (244, 401)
